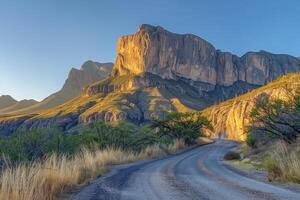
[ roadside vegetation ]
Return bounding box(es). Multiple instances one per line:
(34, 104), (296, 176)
(244, 88), (300, 183)
(0, 112), (211, 200)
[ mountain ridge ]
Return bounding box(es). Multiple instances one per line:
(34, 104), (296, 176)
(0, 24), (299, 137)
(113, 24), (299, 87)
(0, 61), (113, 115)
(0, 95), (18, 110)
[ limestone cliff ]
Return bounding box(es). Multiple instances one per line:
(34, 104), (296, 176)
(113, 24), (299, 89)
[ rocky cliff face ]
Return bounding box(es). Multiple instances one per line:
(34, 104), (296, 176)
(61, 61), (113, 98)
(113, 24), (299, 89)
(1, 25), (299, 138)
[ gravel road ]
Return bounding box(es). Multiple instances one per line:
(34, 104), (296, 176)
(70, 140), (300, 200)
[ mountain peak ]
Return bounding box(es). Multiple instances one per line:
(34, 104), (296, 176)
(81, 60), (98, 70)
(138, 24), (165, 32)
(113, 25), (300, 86)
(0, 95), (17, 110)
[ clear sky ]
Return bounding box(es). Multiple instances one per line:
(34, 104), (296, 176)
(0, 0), (299, 101)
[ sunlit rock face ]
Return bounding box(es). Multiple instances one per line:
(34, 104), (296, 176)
(113, 24), (218, 85)
(202, 73), (300, 141)
(113, 24), (300, 88)
(1, 25), (300, 138)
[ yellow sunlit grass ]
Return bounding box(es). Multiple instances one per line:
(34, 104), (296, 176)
(0, 139), (193, 200)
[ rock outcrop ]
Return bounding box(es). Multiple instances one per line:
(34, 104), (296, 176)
(113, 24), (300, 89)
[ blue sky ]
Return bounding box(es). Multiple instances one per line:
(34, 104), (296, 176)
(0, 0), (299, 101)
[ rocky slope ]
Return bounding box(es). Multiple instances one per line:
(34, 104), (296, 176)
(0, 25), (299, 136)
(202, 73), (300, 140)
(4, 61), (113, 115)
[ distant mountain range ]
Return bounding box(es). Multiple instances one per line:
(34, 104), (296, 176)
(0, 61), (113, 115)
(0, 24), (299, 137)
(0, 95), (39, 113)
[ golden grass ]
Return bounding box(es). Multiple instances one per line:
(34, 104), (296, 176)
(0, 139), (190, 200)
(263, 141), (300, 183)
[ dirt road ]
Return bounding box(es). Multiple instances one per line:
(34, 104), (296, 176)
(70, 140), (300, 200)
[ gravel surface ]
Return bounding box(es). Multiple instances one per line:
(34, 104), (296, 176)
(69, 140), (300, 200)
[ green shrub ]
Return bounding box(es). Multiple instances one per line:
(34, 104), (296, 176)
(249, 90), (300, 143)
(246, 132), (257, 147)
(0, 121), (160, 162)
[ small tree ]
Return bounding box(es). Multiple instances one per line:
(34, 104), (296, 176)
(152, 112), (212, 144)
(250, 88), (300, 143)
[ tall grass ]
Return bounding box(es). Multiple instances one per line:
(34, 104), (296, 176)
(263, 141), (300, 183)
(0, 139), (188, 200)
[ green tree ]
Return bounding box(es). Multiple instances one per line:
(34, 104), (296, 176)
(250, 89), (300, 143)
(152, 112), (212, 144)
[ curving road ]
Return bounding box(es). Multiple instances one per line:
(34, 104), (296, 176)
(70, 140), (300, 200)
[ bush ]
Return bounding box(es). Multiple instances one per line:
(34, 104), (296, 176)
(0, 122), (158, 162)
(246, 132), (257, 147)
(249, 89), (300, 143)
(224, 151), (241, 160)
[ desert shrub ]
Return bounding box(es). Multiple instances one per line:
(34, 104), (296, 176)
(224, 151), (241, 160)
(0, 121), (160, 162)
(79, 121), (158, 151)
(246, 132), (257, 147)
(249, 89), (300, 143)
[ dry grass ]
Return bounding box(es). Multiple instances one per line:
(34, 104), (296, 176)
(0, 139), (189, 200)
(263, 141), (300, 183)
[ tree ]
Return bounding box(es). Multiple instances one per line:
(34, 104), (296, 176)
(250, 88), (300, 143)
(152, 112), (212, 144)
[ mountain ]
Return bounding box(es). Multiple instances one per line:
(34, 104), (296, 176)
(5, 61), (113, 115)
(113, 24), (299, 87)
(202, 73), (300, 141)
(0, 24), (299, 136)
(0, 95), (18, 110)
(0, 99), (38, 114)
